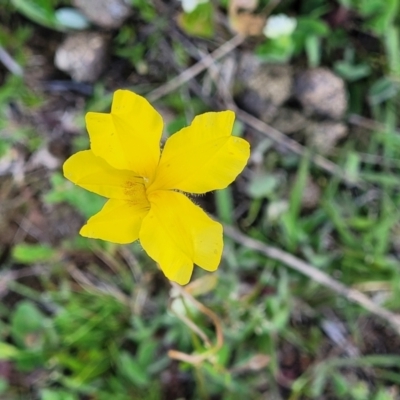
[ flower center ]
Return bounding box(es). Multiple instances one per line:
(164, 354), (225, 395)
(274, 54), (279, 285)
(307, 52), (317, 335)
(124, 176), (150, 207)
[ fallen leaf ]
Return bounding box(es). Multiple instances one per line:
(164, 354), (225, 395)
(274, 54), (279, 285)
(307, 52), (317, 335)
(228, 0), (266, 36)
(230, 0), (258, 11)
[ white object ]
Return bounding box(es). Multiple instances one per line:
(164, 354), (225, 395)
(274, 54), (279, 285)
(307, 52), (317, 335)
(180, 0), (209, 13)
(263, 14), (297, 39)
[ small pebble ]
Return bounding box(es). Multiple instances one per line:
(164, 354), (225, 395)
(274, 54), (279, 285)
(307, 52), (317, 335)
(294, 68), (347, 119)
(72, 0), (132, 29)
(236, 53), (293, 122)
(271, 107), (307, 134)
(307, 121), (348, 154)
(54, 32), (109, 82)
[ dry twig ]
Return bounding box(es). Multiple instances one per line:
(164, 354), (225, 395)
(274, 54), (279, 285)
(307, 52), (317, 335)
(147, 34), (245, 103)
(224, 225), (400, 335)
(234, 108), (362, 187)
(168, 281), (224, 365)
(348, 113), (400, 135)
(0, 265), (47, 298)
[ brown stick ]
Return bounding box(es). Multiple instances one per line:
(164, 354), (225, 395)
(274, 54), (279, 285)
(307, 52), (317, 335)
(234, 108), (362, 187)
(147, 34), (245, 103)
(224, 224), (400, 335)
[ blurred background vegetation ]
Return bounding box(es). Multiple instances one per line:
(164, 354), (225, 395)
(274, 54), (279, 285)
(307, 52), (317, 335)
(1, 0), (400, 399)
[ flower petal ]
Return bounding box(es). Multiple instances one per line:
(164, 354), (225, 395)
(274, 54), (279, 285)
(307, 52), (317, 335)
(148, 111), (250, 194)
(86, 90), (163, 180)
(140, 191), (223, 285)
(63, 150), (148, 201)
(80, 198), (149, 243)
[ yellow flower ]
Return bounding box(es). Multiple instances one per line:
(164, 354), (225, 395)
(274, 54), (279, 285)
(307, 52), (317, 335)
(63, 90), (250, 284)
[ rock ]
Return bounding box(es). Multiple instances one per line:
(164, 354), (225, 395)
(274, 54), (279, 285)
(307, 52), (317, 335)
(236, 53), (293, 122)
(294, 68), (347, 119)
(72, 0), (132, 29)
(306, 121), (348, 154)
(54, 32), (109, 82)
(248, 64), (293, 106)
(236, 89), (274, 120)
(271, 107), (307, 134)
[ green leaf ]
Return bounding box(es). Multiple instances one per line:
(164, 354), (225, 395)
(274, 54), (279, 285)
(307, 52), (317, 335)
(137, 340), (157, 367)
(361, 172), (400, 186)
(332, 373), (350, 397)
(178, 2), (214, 38)
(357, 0), (383, 15)
(344, 151), (360, 182)
(41, 389), (78, 400)
(324, 202), (358, 247)
(295, 17), (330, 36)
(131, 0), (156, 22)
(15, 349), (46, 371)
(256, 36), (295, 63)
(359, 0), (399, 35)
(368, 77), (399, 105)
(305, 35), (321, 67)
(12, 243), (57, 264)
(11, 0), (60, 30)
(119, 351), (149, 387)
(292, 17), (329, 56)
(0, 342), (19, 360)
(289, 153), (310, 222)
(334, 61), (371, 82)
(247, 175), (279, 199)
(11, 301), (46, 339)
(384, 25), (400, 74)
